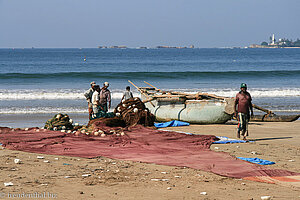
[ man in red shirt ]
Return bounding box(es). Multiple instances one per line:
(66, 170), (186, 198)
(234, 83), (253, 140)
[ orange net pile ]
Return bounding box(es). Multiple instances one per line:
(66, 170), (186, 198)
(114, 97), (155, 127)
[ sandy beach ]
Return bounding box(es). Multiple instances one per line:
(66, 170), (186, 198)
(0, 120), (299, 200)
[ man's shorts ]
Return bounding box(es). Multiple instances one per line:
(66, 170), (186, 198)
(237, 113), (249, 133)
(100, 104), (108, 113)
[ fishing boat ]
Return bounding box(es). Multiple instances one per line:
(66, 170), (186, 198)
(250, 114), (300, 122)
(129, 81), (235, 124)
(128, 81), (300, 124)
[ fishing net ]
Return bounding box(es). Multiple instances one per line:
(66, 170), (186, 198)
(79, 98), (155, 136)
(90, 110), (115, 120)
(44, 113), (73, 130)
(43, 98), (155, 136)
(114, 97), (155, 127)
(71, 98), (155, 136)
(78, 117), (128, 137)
(1, 126), (299, 184)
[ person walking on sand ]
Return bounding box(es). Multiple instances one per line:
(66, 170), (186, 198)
(122, 86), (133, 101)
(234, 83), (253, 140)
(99, 82), (111, 113)
(84, 81), (96, 119)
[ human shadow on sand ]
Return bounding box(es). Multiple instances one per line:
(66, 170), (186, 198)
(250, 137), (293, 141)
(225, 121), (263, 126)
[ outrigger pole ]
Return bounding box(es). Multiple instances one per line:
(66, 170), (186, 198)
(143, 81), (161, 92)
(252, 104), (274, 115)
(128, 80), (155, 107)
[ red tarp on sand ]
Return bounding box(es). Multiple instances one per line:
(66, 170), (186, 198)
(0, 126), (298, 179)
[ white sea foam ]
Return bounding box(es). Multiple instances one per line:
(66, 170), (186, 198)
(181, 88), (300, 98)
(272, 109), (300, 113)
(0, 89), (140, 100)
(1, 107), (298, 115)
(0, 107), (87, 114)
(0, 106), (119, 114)
(0, 88), (300, 100)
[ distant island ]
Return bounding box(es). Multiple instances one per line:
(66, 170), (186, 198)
(250, 34), (300, 48)
(97, 45), (195, 49)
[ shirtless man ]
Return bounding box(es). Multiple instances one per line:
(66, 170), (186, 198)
(234, 83), (253, 140)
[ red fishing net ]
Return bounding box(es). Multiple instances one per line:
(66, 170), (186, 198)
(0, 125), (298, 179)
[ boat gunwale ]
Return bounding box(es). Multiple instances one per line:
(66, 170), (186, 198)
(185, 99), (227, 103)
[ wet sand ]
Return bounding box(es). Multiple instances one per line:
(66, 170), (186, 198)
(0, 113), (88, 128)
(0, 121), (299, 199)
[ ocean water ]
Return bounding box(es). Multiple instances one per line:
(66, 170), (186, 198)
(0, 48), (300, 127)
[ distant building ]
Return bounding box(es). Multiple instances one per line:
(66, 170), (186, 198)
(249, 34), (300, 48)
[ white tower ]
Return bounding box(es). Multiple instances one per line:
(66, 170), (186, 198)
(271, 34), (275, 45)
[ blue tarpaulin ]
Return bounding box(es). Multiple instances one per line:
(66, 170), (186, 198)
(213, 136), (249, 144)
(237, 157), (275, 165)
(154, 120), (190, 128)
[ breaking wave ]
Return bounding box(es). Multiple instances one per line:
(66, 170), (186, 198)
(1, 107), (299, 115)
(0, 89), (140, 100)
(202, 88), (300, 98)
(0, 88), (300, 100)
(0, 107), (87, 114)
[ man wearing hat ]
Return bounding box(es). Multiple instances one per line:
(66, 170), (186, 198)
(84, 81), (96, 119)
(91, 85), (102, 118)
(234, 83), (253, 140)
(99, 82), (111, 113)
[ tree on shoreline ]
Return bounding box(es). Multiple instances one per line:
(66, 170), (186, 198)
(261, 42), (268, 46)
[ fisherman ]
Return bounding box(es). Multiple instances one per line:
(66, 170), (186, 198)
(99, 82), (111, 113)
(91, 85), (102, 118)
(83, 81), (96, 119)
(122, 86), (133, 101)
(234, 83), (253, 140)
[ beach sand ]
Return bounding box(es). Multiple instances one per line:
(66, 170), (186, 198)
(0, 121), (299, 199)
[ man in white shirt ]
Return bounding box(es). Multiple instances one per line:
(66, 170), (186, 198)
(91, 85), (102, 118)
(83, 81), (96, 119)
(122, 86), (133, 101)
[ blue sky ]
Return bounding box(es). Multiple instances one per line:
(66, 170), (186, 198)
(0, 0), (299, 48)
